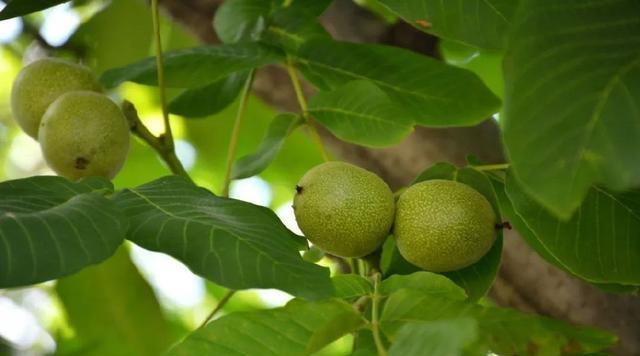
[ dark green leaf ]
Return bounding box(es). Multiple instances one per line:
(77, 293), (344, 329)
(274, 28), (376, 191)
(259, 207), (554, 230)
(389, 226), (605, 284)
(56, 247), (173, 356)
(100, 43), (282, 89)
(382, 289), (616, 355)
(294, 38), (500, 127)
(263, 4), (331, 53)
(332, 274), (372, 299)
(503, 0), (640, 219)
(380, 271), (466, 301)
(388, 318), (478, 356)
(409, 163), (503, 301)
(231, 113), (303, 179)
(308, 80), (414, 147)
(113, 176), (333, 300)
(376, 0), (518, 50)
(0, 0), (69, 20)
(168, 72), (249, 118)
(168, 299), (364, 356)
(505, 171), (640, 286)
(0, 176), (125, 288)
(213, 0), (274, 43)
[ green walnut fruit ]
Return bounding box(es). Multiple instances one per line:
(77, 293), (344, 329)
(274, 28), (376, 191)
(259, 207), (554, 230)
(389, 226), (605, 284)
(293, 161), (394, 257)
(394, 179), (497, 272)
(11, 57), (101, 138)
(38, 91), (130, 180)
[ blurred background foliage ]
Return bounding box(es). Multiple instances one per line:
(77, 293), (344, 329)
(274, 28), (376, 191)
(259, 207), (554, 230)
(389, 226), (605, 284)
(0, 0), (501, 354)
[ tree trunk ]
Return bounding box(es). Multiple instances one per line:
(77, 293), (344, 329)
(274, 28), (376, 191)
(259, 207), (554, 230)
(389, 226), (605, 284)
(159, 0), (640, 353)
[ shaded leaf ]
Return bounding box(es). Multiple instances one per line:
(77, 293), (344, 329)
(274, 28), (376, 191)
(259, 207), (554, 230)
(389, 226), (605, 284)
(505, 171), (640, 286)
(0, 176), (125, 288)
(376, 0), (518, 50)
(100, 43), (282, 89)
(294, 38), (500, 127)
(380, 271), (466, 301)
(332, 274), (372, 299)
(168, 299), (364, 356)
(113, 176), (332, 300)
(0, 0), (69, 20)
(56, 247), (173, 356)
(382, 289), (616, 355)
(232, 113), (303, 179)
(388, 318), (478, 356)
(263, 3), (331, 53)
(503, 0), (640, 218)
(169, 72), (249, 118)
(308, 80), (414, 147)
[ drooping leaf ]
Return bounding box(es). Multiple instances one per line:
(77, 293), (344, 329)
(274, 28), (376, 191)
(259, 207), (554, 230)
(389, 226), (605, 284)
(56, 247), (173, 356)
(332, 274), (372, 299)
(490, 174), (640, 293)
(168, 72), (249, 118)
(168, 299), (364, 356)
(294, 38), (501, 127)
(113, 176), (333, 300)
(380, 271), (466, 301)
(0, 0), (69, 20)
(100, 43), (282, 89)
(505, 171), (640, 286)
(381, 289), (616, 355)
(376, 0), (518, 50)
(307, 80), (414, 147)
(0, 176), (125, 288)
(387, 162), (503, 301)
(502, 0), (640, 219)
(388, 318), (479, 356)
(231, 113), (303, 179)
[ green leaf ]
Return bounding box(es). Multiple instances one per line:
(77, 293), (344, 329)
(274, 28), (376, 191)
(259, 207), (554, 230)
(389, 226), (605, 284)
(381, 289), (616, 355)
(168, 299), (364, 356)
(308, 80), (414, 147)
(113, 176), (333, 300)
(332, 274), (372, 299)
(100, 43), (282, 89)
(408, 163), (503, 301)
(263, 4), (331, 53)
(294, 38), (501, 127)
(168, 72), (249, 118)
(231, 113), (303, 179)
(502, 0), (640, 219)
(0, 0), (69, 20)
(380, 271), (466, 301)
(376, 0), (518, 50)
(56, 247), (173, 356)
(505, 171), (640, 286)
(213, 0), (274, 43)
(388, 318), (478, 356)
(0, 176), (125, 288)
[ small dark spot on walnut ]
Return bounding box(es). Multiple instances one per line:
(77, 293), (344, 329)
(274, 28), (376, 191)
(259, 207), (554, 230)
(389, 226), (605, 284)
(295, 185), (303, 194)
(75, 157), (90, 170)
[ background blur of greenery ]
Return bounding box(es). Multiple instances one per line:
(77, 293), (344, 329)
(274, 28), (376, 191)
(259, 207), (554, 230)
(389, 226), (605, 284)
(0, 0), (504, 354)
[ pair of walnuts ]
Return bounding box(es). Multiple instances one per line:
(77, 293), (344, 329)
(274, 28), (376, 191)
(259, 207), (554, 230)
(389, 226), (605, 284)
(293, 162), (497, 272)
(11, 58), (130, 180)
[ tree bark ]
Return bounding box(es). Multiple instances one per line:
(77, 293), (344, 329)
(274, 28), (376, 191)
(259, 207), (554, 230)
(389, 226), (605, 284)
(159, 0), (640, 354)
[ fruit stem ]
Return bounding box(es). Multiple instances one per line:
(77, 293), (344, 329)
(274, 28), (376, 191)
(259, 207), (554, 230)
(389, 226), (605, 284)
(122, 101), (191, 180)
(473, 163), (510, 172)
(198, 289), (236, 329)
(371, 273), (388, 356)
(150, 0), (174, 149)
(222, 70), (256, 197)
(285, 56), (330, 162)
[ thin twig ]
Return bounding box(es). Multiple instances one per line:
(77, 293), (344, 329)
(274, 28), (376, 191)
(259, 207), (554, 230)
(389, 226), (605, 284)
(122, 101), (191, 179)
(198, 290), (237, 329)
(473, 163), (510, 172)
(285, 56), (330, 162)
(151, 0), (174, 148)
(222, 70), (256, 197)
(371, 273), (388, 356)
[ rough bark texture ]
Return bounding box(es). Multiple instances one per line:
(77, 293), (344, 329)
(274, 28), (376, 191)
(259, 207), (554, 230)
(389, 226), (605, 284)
(159, 0), (640, 354)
